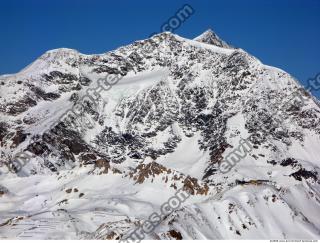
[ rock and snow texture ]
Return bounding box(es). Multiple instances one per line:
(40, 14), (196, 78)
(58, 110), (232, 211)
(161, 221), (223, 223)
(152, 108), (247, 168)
(193, 28), (231, 49)
(0, 29), (320, 239)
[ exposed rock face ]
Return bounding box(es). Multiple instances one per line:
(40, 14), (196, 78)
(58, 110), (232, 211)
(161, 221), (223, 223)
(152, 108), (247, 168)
(129, 161), (171, 184)
(194, 29), (231, 48)
(1, 30), (320, 239)
(128, 161), (209, 195)
(0, 186), (8, 197)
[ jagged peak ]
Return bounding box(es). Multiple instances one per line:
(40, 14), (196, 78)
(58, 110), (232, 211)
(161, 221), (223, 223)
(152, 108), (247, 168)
(194, 28), (231, 49)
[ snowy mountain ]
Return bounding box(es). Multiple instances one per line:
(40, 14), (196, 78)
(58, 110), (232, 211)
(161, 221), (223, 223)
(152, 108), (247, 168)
(0, 29), (320, 240)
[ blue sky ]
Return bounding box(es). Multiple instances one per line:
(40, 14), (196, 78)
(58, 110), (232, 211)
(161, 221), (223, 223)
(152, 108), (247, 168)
(1, 0), (320, 97)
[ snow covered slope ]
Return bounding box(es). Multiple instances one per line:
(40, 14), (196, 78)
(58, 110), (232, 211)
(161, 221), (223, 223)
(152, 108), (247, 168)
(0, 30), (320, 239)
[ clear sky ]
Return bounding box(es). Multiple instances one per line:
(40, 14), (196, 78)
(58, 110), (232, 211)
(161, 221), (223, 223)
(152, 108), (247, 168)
(1, 0), (320, 97)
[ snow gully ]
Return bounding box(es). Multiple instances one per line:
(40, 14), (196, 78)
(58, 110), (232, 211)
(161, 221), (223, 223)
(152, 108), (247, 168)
(219, 138), (253, 174)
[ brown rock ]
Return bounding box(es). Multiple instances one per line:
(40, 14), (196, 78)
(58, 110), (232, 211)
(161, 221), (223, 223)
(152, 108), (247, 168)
(168, 230), (182, 240)
(65, 188), (72, 193)
(95, 158), (110, 173)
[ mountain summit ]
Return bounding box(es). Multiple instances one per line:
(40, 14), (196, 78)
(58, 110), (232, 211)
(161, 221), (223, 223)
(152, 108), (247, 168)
(0, 31), (320, 240)
(194, 28), (231, 48)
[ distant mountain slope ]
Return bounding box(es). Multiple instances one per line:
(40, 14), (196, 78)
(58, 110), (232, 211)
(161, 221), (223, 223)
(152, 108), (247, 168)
(0, 30), (320, 240)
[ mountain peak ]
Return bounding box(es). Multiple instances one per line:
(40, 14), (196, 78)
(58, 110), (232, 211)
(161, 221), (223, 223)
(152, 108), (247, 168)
(194, 28), (231, 49)
(198, 28), (215, 36)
